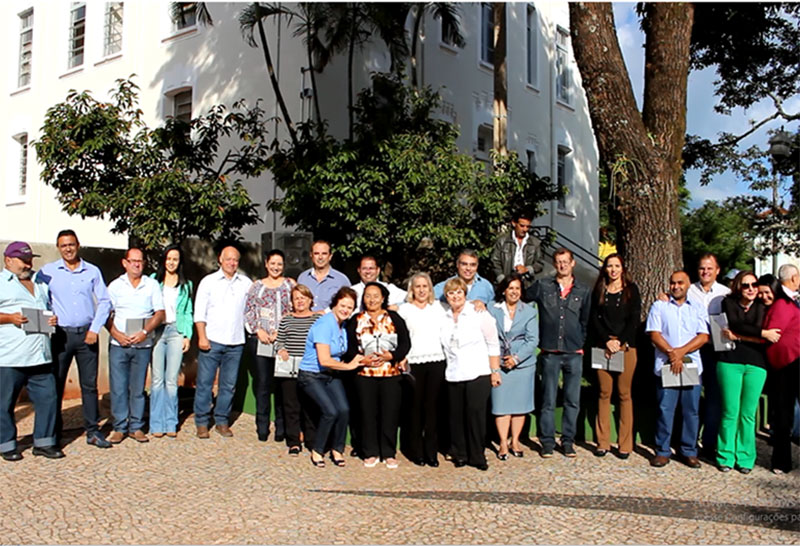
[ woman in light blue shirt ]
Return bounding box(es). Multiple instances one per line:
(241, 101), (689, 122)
(298, 287), (363, 468)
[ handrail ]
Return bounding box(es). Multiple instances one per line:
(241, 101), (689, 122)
(530, 226), (601, 272)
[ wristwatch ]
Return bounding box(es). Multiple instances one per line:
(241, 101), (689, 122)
(141, 329), (148, 336)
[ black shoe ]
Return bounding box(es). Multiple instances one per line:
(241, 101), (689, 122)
(562, 444), (577, 458)
(410, 458), (426, 467)
(540, 447), (554, 459)
(617, 451), (630, 460)
(1, 450), (22, 462)
(453, 459), (467, 468)
(509, 448), (524, 458)
(594, 449), (608, 458)
(425, 457), (439, 468)
(718, 465), (732, 473)
(496, 452), (509, 461)
(275, 433), (285, 443)
(257, 433), (268, 442)
(473, 462), (489, 471)
(736, 466), (752, 475)
(86, 433), (112, 449)
(350, 448), (359, 458)
(32, 446), (65, 459)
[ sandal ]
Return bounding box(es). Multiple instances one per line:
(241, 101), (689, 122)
(310, 453), (326, 468)
(288, 446), (301, 456)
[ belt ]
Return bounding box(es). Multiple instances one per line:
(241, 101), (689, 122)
(60, 325), (90, 334)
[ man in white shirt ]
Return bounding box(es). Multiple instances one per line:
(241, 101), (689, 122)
(686, 253), (730, 458)
(351, 256), (406, 310)
(106, 248), (165, 444)
(490, 211), (542, 292)
(193, 245), (252, 438)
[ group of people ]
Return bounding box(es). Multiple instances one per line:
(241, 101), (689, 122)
(1, 215), (798, 477)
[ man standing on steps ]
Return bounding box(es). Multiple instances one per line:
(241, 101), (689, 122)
(490, 210), (542, 292)
(525, 248), (591, 458)
(193, 245), (252, 439)
(37, 229), (112, 449)
(297, 240), (350, 312)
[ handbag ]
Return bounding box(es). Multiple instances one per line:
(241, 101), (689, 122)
(274, 354), (301, 379)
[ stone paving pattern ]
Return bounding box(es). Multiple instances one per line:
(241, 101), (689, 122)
(1, 398), (798, 545)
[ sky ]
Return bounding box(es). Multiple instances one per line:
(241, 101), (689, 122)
(612, 3), (800, 209)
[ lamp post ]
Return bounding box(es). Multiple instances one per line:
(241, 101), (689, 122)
(767, 129), (792, 274)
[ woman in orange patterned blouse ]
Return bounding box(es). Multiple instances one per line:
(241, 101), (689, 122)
(344, 282), (411, 468)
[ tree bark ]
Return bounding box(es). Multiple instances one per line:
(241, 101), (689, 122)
(256, 13), (298, 147)
(569, 2), (693, 317)
(492, 3), (508, 158)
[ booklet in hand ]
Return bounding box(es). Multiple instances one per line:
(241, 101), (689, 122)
(661, 360), (700, 387)
(590, 347), (625, 372)
(125, 317), (155, 348)
(21, 307), (55, 335)
(709, 313), (735, 352)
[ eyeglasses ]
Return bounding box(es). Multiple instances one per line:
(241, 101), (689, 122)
(446, 290), (465, 297)
(741, 282), (757, 290)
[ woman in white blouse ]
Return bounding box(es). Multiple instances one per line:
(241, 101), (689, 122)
(440, 277), (501, 471)
(398, 273), (448, 467)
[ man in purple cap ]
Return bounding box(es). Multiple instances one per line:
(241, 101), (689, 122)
(0, 242), (65, 461)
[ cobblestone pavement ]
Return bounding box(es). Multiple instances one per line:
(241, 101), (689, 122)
(1, 399), (798, 545)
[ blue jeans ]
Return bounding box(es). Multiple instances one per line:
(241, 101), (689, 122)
(0, 364), (57, 452)
(655, 383), (701, 457)
(108, 345), (151, 433)
(298, 370), (349, 454)
(193, 341), (244, 427)
(150, 324), (184, 433)
(539, 352), (583, 450)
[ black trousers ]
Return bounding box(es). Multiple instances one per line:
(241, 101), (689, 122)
(275, 377), (316, 448)
(246, 335), (275, 440)
(770, 359), (799, 472)
(405, 361), (446, 462)
(448, 375), (491, 466)
(355, 375), (403, 459)
(342, 370), (361, 453)
(53, 326), (100, 440)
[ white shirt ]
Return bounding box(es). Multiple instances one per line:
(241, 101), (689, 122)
(687, 281), (730, 316)
(440, 304), (500, 382)
(163, 285), (179, 324)
(194, 269), (252, 345)
(107, 274), (164, 347)
(782, 285), (798, 301)
(397, 301), (447, 364)
(645, 298), (709, 377)
(351, 280), (407, 310)
(513, 233), (529, 268)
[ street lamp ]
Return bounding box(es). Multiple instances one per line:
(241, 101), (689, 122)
(767, 129), (792, 274)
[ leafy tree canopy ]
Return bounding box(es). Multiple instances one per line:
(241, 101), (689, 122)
(34, 77), (269, 249)
(267, 74), (560, 281)
(681, 199), (755, 275)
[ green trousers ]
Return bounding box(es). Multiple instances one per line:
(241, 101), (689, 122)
(716, 361), (767, 469)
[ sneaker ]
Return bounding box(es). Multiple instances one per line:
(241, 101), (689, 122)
(32, 446), (66, 459)
(363, 457), (379, 468)
(563, 444), (577, 458)
(385, 458), (399, 469)
(540, 447), (554, 459)
(86, 433), (112, 449)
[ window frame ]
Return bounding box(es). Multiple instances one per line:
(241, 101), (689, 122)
(103, 2), (124, 58)
(18, 9), (33, 89)
(526, 4), (538, 88)
(479, 3), (494, 67)
(556, 145), (573, 213)
(68, 2), (87, 70)
(172, 2), (198, 32)
(555, 26), (572, 106)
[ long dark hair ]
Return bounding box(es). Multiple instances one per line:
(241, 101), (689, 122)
(156, 244), (189, 290)
(757, 274), (782, 306)
(729, 270), (757, 301)
(593, 253), (634, 304)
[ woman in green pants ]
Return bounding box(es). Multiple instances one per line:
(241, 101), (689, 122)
(717, 271), (782, 473)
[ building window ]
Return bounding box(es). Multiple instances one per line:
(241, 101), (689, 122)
(172, 2), (197, 31)
(480, 3), (494, 65)
(477, 124), (493, 156)
(68, 2), (86, 69)
(557, 146), (571, 211)
(18, 9), (33, 88)
(526, 150), (536, 174)
(171, 89), (192, 124)
(14, 133), (28, 198)
(441, 15), (458, 47)
(556, 27), (571, 104)
(526, 5), (537, 86)
(104, 2), (124, 57)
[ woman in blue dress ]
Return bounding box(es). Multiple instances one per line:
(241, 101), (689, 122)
(488, 272), (539, 460)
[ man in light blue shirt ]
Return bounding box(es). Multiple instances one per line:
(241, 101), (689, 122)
(106, 248), (165, 444)
(297, 240), (350, 312)
(433, 249), (494, 304)
(0, 242), (64, 461)
(37, 229), (112, 448)
(646, 270), (710, 469)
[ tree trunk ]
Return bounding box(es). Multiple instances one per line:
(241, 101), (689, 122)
(347, 7), (357, 142)
(256, 14), (298, 147)
(410, 5), (422, 88)
(569, 3), (693, 317)
(305, 20), (322, 126)
(492, 3), (508, 159)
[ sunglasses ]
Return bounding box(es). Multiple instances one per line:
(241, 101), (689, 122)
(741, 282), (757, 290)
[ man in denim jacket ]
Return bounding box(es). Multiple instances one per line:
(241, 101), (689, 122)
(525, 248), (591, 458)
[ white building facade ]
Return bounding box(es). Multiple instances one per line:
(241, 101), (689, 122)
(2, 1), (598, 270)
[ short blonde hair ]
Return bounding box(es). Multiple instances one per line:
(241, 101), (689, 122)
(291, 284), (315, 307)
(443, 277), (468, 296)
(406, 272), (435, 304)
